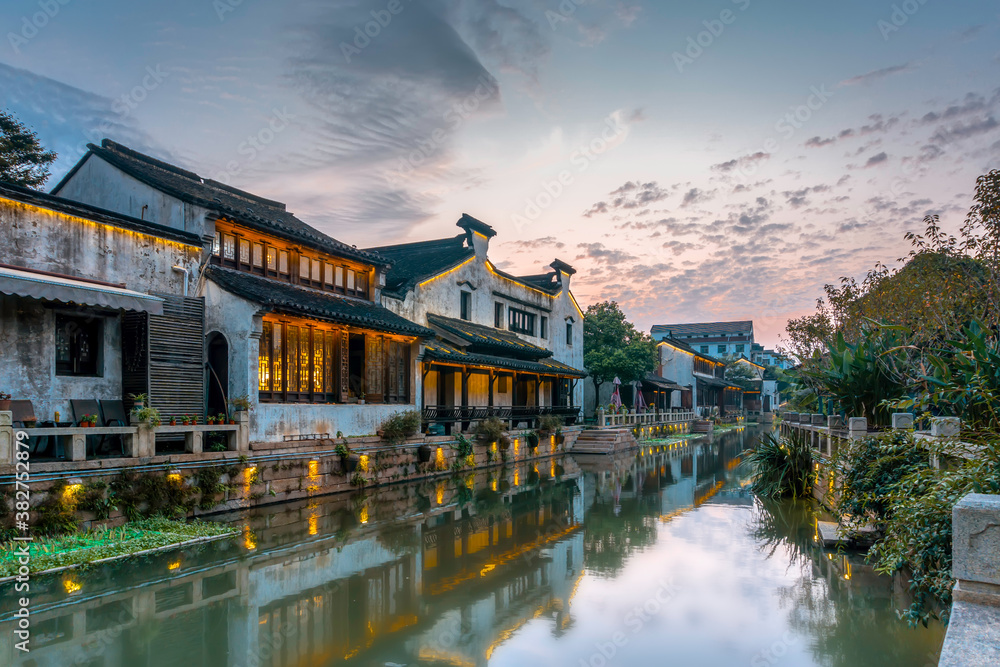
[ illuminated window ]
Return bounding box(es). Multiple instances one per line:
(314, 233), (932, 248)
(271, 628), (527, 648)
(253, 242), (263, 267)
(212, 232), (221, 255)
(279, 250), (289, 275)
(335, 266), (344, 288)
(300, 256), (311, 279)
(223, 234), (236, 260)
(266, 246), (277, 271)
(239, 238), (250, 264)
(311, 259), (321, 282)
(346, 269), (355, 291)
(325, 262), (335, 287)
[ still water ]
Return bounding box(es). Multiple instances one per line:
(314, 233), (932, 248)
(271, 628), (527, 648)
(1, 427), (944, 666)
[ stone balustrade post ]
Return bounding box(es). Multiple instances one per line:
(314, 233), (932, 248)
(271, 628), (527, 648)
(235, 410), (250, 452)
(828, 415), (844, 430)
(811, 413), (825, 426)
(597, 408), (606, 427)
(848, 417), (867, 438)
(0, 411), (13, 465)
(938, 493), (1000, 666)
(932, 417), (961, 438)
(891, 412), (915, 429)
(131, 416), (156, 458)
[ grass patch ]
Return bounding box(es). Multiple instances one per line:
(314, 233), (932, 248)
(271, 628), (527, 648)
(0, 517), (236, 578)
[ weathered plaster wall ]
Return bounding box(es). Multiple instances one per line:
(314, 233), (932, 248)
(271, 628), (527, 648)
(54, 155), (211, 236)
(382, 239), (585, 409)
(253, 403), (420, 442)
(0, 297), (122, 421)
(0, 197), (201, 293)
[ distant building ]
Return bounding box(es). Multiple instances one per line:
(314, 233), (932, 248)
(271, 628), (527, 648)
(759, 348), (792, 369)
(657, 337), (741, 417)
(650, 320), (754, 360)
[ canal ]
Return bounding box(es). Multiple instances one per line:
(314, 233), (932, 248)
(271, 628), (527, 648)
(1, 426), (944, 666)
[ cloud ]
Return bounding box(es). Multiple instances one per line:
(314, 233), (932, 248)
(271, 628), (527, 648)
(805, 135), (836, 148)
(710, 151), (770, 174)
(576, 242), (636, 264)
(584, 179), (669, 216)
(864, 151), (889, 168)
(839, 63), (915, 87)
(782, 185), (830, 208)
(929, 116), (999, 144)
(681, 187), (717, 207)
(505, 236), (565, 251)
(616, 3), (642, 27)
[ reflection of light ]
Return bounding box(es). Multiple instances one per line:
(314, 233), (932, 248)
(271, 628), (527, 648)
(168, 559), (181, 570)
(514, 469), (520, 486)
(243, 466), (257, 498)
(550, 460), (556, 478)
(465, 474), (475, 490)
(436, 484), (444, 505)
(359, 506), (369, 524)
(244, 525), (257, 551)
(490, 476), (498, 492)
(62, 578), (81, 594)
(308, 510), (319, 536)
(480, 563), (496, 577)
(843, 557), (852, 580)
(308, 459), (319, 480)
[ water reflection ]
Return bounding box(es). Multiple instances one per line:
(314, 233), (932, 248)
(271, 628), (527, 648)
(0, 427), (943, 666)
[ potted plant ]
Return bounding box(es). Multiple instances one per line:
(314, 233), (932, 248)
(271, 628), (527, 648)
(417, 443), (432, 462)
(474, 416), (506, 445)
(128, 393), (148, 410)
(230, 394), (251, 412)
(207, 415), (216, 425)
(82, 414), (99, 428)
(169, 416), (177, 426)
(526, 431), (539, 449)
(357, 391), (366, 405)
(499, 434), (511, 451)
(537, 414), (562, 436)
(0, 391), (11, 412)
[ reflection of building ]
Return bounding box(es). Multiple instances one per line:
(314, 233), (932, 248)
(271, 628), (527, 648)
(0, 465), (585, 667)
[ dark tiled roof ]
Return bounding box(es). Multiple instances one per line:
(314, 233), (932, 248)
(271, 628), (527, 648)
(641, 373), (686, 391)
(456, 213), (497, 239)
(657, 337), (720, 364)
(205, 266), (433, 338)
(427, 313), (551, 359)
(366, 234), (475, 298)
(56, 140), (388, 267)
(516, 272), (560, 291)
(423, 339), (586, 377)
(699, 375), (742, 390)
(651, 320), (754, 337)
(0, 180), (202, 247)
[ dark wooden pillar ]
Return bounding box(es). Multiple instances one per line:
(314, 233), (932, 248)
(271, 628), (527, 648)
(488, 369), (494, 411)
(461, 367), (470, 431)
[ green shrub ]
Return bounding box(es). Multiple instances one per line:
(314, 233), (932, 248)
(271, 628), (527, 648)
(748, 433), (815, 499)
(380, 410), (422, 445)
(538, 414), (563, 433)
(474, 417), (506, 442)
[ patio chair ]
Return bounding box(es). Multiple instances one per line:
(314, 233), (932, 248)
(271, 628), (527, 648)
(71, 399), (104, 458)
(99, 399), (129, 456)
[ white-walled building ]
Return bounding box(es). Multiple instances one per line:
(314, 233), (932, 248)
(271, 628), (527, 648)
(651, 320), (754, 360)
(370, 215), (586, 432)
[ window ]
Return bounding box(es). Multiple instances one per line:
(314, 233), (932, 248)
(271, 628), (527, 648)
(239, 238), (250, 265)
(736, 344), (745, 353)
(55, 314), (102, 376)
(324, 262), (335, 288)
(223, 234), (236, 261)
(700, 345), (709, 354)
(460, 291), (472, 320)
(278, 250), (289, 275)
(494, 302), (504, 328)
(565, 322), (573, 346)
(540, 316), (548, 340)
(335, 266), (345, 288)
(253, 243), (264, 267)
(509, 308), (535, 335)
(717, 345), (726, 354)
(212, 232), (221, 255)
(300, 256), (311, 279)
(266, 246), (277, 271)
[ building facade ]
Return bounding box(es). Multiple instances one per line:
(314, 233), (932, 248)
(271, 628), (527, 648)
(651, 320), (754, 360)
(51, 140), (433, 442)
(370, 215), (586, 433)
(656, 337), (742, 417)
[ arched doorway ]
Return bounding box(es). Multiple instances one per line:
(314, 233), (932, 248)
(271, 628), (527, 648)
(206, 332), (229, 418)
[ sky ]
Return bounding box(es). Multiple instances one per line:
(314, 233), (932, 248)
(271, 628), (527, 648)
(2, 0), (999, 347)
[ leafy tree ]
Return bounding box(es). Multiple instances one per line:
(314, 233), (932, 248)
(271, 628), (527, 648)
(583, 301), (657, 392)
(724, 361), (758, 390)
(0, 109), (56, 188)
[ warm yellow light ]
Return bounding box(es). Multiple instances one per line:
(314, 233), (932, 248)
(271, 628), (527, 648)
(465, 474), (475, 490)
(359, 455), (370, 472)
(167, 560), (181, 571)
(308, 459), (319, 480)
(62, 483), (83, 504)
(480, 563), (496, 577)
(62, 577), (82, 594)
(435, 447), (445, 470)
(436, 483), (445, 505)
(359, 506), (369, 524)
(418, 256), (476, 287)
(490, 477), (498, 492)
(514, 469), (520, 486)
(243, 525), (257, 551)
(167, 473), (181, 485)
(308, 509), (319, 536)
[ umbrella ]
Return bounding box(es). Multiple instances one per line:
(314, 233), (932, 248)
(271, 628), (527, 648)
(634, 382), (647, 411)
(609, 377), (623, 408)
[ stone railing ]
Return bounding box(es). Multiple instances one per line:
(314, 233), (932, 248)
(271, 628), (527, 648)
(0, 410), (250, 464)
(938, 493), (1000, 666)
(596, 409), (696, 428)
